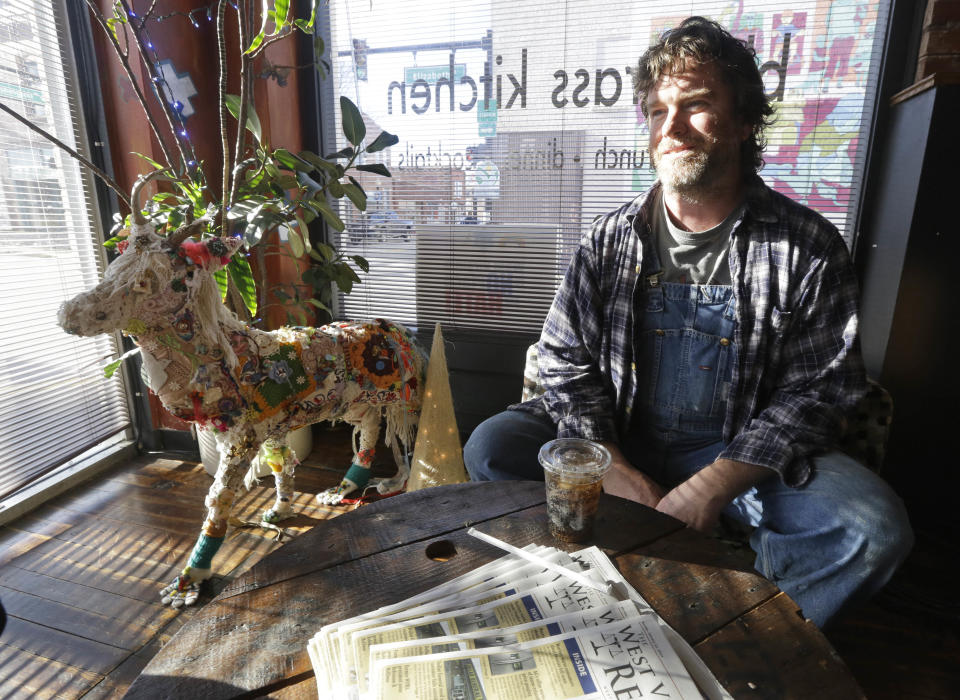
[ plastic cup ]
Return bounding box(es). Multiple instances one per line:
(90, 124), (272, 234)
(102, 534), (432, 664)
(538, 438), (612, 542)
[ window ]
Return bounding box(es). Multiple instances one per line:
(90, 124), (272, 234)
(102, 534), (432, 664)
(323, 1), (890, 337)
(0, 0), (129, 500)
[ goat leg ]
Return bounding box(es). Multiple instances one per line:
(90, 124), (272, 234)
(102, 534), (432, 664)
(161, 444), (257, 607)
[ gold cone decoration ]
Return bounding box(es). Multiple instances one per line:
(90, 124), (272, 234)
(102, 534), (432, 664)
(407, 323), (468, 490)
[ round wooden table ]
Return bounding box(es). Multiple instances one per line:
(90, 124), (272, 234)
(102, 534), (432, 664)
(125, 481), (863, 699)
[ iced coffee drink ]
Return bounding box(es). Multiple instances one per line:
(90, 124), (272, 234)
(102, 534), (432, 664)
(538, 439), (612, 542)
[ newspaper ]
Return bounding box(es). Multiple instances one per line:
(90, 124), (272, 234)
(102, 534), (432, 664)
(368, 616), (700, 700)
(311, 546), (564, 698)
(331, 548), (617, 697)
(362, 600), (645, 696)
(349, 565), (635, 695)
(308, 539), (731, 700)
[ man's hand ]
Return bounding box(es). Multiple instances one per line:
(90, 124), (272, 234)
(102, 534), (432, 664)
(655, 458), (772, 532)
(599, 442), (664, 508)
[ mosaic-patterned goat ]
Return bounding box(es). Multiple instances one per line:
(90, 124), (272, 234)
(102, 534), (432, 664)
(58, 179), (425, 607)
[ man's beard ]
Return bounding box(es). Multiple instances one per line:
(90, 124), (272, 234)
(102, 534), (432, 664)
(652, 136), (736, 201)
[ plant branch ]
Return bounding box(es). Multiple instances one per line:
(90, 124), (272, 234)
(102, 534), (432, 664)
(83, 0), (175, 170)
(0, 101), (130, 208)
(229, 0), (251, 208)
(217, 0), (231, 234)
(137, 0), (159, 31)
(117, 0), (195, 175)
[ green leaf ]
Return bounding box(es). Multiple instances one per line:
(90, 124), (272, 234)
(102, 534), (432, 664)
(246, 31), (265, 55)
(225, 94), (263, 143)
(328, 180), (344, 198)
(227, 256), (258, 317)
(174, 179), (205, 207)
(273, 148), (314, 171)
(244, 220), (269, 247)
(132, 151), (168, 170)
(312, 33), (325, 62)
(313, 242), (336, 261)
(340, 96), (365, 146)
(355, 163), (391, 177)
(287, 226), (305, 258)
(264, 161), (280, 178)
(106, 17), (123, 42)
(296, 2), (320, 33)
(324, 147), (355, 160)
(299, 151), (340, 178)
(350, 254), (370, 272)
(244, 202), (266, 224)
(332, 262), (362, 294)
(348, 176), (365, 194)
(314, 200), (345, 232)
(341, 182), (366, 211)
(295, 215), (311, 252)
(227, 198), (266, 221)
(213, 267), (229, 301)
(272, 0), (291, 29)
(365, 131), (399, 153)
(103, 357), (123, 379)
(245, 166), (266, 188)
(245, 0), (293, 56)
(102, 346), (140, 378)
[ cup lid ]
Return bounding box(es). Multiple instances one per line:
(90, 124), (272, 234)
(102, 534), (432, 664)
(538, 438), (611, 476)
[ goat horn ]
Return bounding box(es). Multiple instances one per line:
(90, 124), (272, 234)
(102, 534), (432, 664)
(129, 170), (169, 226)
(164, 219), (207, 249)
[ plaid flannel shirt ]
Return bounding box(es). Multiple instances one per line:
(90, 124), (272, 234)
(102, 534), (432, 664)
(518, 178), (867, 487)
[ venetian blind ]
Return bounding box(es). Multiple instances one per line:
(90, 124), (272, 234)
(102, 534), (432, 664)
(326, 0), (890, 334)
(0, 0), (129, 500)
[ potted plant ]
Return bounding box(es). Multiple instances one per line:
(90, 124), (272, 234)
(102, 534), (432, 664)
(0, 1), (397, 470)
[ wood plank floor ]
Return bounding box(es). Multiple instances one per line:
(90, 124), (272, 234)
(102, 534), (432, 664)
(0, 424), (956, 699)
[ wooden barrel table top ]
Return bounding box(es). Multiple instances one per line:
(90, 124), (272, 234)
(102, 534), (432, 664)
(125, 481), (863, 699)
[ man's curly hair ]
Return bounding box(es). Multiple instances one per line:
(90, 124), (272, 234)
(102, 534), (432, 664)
(634, 16), (775, 177)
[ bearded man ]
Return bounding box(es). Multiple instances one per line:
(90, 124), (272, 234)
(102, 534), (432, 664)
(463, 16), (912, 629)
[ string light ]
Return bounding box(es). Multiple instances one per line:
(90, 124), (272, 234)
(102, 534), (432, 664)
(126, 13), (202, 180)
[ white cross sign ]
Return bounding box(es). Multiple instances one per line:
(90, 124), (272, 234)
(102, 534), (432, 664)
(156, 60), (198, 119)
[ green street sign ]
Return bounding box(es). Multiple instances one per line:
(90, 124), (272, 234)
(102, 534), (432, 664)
(404, 64), (467, 85)
(478, 99), (497, 137)
(0, 82), (43, 104)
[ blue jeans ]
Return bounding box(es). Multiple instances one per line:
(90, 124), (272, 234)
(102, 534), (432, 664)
(465, 282), (912, 628)
(464, 409), (913, 629)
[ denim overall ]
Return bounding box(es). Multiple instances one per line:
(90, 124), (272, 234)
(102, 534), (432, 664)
(633, 274), (737, 440)
(464, 266), (913, 628)
(623, 274), (765, 521)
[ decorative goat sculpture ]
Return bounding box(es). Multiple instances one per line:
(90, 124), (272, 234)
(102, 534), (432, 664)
(58, 178), (425, 607)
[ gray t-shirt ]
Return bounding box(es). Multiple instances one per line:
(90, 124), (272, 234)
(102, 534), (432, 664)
(652, 190), (741, 285)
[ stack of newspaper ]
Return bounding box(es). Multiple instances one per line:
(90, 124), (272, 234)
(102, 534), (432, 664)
(307, 535), (732, 700)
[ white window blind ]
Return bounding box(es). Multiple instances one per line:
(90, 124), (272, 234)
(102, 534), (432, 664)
(328, 1), (889, 334)
(0, 0), (129, 500)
